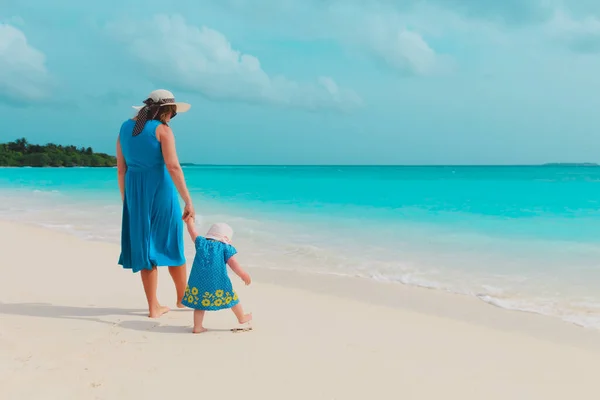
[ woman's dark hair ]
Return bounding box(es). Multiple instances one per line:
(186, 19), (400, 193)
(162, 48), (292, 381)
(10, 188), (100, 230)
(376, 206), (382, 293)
(151, 104), (177, 124)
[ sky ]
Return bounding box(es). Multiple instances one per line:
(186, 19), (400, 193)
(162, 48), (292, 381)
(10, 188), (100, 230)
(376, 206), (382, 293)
(1, 0), (600, 165)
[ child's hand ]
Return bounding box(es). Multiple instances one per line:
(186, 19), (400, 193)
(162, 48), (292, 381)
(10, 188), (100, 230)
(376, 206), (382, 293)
(242, 273), (252, 286)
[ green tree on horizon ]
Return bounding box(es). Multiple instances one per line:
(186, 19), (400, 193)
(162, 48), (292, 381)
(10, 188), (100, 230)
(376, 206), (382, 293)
(0, 138), (116, 167)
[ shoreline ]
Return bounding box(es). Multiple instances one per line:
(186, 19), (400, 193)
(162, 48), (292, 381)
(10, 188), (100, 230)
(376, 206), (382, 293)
(5, 216), (600, 338)
(251, 267), (600, 349)
(4, 220), (600, 344)
(2, 220), (600, 398)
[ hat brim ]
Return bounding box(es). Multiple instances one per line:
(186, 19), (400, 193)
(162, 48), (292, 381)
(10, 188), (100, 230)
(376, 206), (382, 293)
(132, 102), (191, 113)
(205, 234), (231, 244)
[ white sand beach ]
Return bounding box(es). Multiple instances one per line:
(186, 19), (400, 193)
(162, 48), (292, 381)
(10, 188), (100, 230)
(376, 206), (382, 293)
(1, 220), (600, 399)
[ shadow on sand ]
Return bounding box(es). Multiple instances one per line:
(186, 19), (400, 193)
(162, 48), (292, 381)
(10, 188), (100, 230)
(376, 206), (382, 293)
(0, 302), (194, 334)
(0, 302), (236, 334)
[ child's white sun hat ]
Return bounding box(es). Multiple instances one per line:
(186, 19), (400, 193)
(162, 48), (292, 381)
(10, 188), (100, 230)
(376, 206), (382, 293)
(206, 223), (234, 244)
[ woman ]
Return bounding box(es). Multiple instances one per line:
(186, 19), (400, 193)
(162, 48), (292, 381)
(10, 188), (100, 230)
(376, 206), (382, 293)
(116, 89), (195, 318)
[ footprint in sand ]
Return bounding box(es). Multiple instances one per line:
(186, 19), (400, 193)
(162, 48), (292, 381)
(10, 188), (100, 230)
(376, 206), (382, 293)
(231, 326), (253, 333)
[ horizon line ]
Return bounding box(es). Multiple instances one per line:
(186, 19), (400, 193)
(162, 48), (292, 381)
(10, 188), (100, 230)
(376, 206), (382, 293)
(179, 162), (600, 167)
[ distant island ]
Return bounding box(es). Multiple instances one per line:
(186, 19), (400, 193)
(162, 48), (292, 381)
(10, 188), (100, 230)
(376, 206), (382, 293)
(542, 163), (599, 167)
(0, 138), (116, 167)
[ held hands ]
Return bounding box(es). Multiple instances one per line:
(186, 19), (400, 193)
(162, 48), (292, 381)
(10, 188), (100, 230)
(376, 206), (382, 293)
(182, 202), (195, 222)
(184, 216), (195, 228)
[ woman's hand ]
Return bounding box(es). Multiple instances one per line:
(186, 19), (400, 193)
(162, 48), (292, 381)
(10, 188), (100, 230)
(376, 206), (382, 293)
(182, 202), (195, 221)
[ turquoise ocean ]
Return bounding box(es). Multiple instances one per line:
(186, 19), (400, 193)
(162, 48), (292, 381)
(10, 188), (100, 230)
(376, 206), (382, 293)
(2, 165), (600, 328)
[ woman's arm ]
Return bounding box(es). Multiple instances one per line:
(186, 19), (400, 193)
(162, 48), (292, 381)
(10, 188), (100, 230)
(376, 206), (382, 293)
(157, 124), (194, 220)
(227, 256), (252, 285)
(116, 136), (127, 202)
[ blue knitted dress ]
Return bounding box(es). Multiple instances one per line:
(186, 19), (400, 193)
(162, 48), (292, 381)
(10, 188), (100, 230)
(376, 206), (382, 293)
(182, 237), (239, 311)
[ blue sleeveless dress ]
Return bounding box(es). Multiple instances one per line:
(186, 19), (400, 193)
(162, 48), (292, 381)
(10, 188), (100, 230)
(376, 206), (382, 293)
(181, 237), (240, 311)
(118, 119), (185, 273)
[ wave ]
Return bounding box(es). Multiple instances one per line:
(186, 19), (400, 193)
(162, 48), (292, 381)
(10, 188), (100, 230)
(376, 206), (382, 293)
(476, 294), (600, 330)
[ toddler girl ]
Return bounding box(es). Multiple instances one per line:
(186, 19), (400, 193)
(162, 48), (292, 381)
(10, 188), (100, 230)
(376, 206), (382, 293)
(181, 219), (252, 333)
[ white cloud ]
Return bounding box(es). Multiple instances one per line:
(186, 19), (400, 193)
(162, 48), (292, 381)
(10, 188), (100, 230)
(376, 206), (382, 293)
(326, 4), (450, 76)
(5, 16), (25, 27)
(217, 0), (600, 63)
(219, 2), (449, 75)
(360, 17), (439, 75)
(0, 23), (51, 104)
(107, 14), (362, 112)
(546, 10), (600, 52)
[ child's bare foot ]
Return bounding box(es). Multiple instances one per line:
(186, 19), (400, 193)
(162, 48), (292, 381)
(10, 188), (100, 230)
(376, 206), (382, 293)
(193, 326), (208, 334)
(238, 313), (252, 324)
(148, 305), (170, 318)
(176, 302), (186, 309)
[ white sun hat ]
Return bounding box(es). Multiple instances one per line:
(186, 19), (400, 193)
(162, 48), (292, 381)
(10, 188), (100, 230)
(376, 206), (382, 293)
(205, 223), (234, 244)
(132, 89), (191, 113)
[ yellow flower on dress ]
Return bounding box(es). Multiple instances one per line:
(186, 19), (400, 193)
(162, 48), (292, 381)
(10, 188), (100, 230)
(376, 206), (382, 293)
(215, 290), (224, 298)
(201, 299), (211, 307)
(191, 287), (199, 296)
(204, 292), (211, 298)
(185, 286), (190, 295)
(214, 299), (223, 307)
(225, 297), (232, 305)
(187, 295), (194, 303)
(233, 292), (238, 301)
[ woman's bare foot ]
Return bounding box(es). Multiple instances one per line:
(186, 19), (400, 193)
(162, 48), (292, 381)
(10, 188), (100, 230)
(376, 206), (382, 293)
(192, 326), (208, 334)
(148, 305), (170, 318)
(238, 313), (252, 324)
